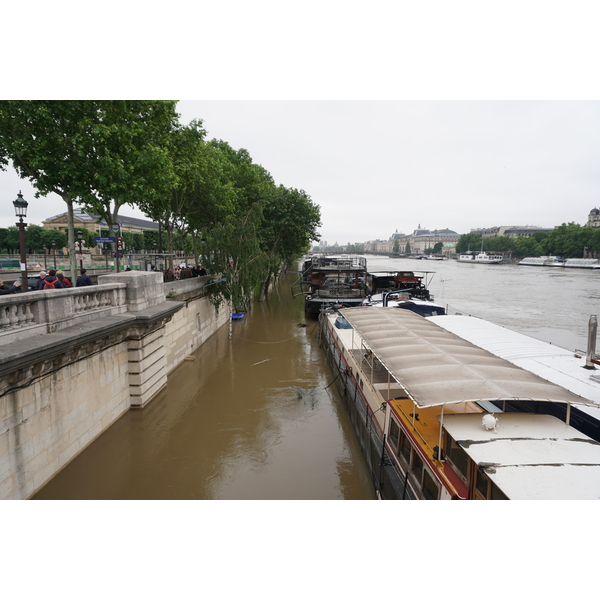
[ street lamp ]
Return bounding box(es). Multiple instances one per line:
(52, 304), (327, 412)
(52, 240), (56, 269)
(77, 231), (84, 271)
(13, 191), (28, 292)
(43, 244), (47, 270)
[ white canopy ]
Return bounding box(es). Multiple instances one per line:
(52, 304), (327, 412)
(338, 307), (599, 410)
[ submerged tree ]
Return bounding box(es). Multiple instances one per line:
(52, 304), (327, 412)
(258, 185), (321, 300)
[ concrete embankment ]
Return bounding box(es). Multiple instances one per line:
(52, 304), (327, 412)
(0, 272), (229, 499)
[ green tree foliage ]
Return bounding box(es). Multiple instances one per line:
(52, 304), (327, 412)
(201, 204), (268, 312)
(455, 233), (482, 254)
(258, 185), (321, 299)
(0, 100), (178, 276)
(455, 223), (600, 259)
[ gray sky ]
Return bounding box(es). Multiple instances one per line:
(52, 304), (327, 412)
(2, 4), (599, 246)
(1, 101), (598, 246)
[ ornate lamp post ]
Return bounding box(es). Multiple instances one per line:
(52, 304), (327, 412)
(52, 240), (56, 270)
(13, 191), (28, 292)
(42, 244), (47, 270)
(77, 231), (84, 271)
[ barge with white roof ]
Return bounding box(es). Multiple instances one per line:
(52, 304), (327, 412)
(319, 307), (600, 499)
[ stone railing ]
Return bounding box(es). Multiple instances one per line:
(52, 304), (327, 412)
(0, 284), (128, 344)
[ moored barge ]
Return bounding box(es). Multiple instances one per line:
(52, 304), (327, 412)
(319, 307), (600, 499)
(293, 254), (368, 316)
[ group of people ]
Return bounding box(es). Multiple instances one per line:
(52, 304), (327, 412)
(0, 268), (94, 294)
(163, 264), (208, 282)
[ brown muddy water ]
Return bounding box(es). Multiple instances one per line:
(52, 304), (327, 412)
(33, 271), (376, 500)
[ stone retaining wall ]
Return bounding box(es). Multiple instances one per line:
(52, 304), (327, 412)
(0, 273), (229, 499)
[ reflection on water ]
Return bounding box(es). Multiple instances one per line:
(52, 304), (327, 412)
(33, 272), (375, 500)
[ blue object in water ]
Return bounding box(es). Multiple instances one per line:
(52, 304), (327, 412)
(231, 313), (245, 320)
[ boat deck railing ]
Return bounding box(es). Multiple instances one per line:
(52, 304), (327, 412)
(313, 288), (364, 299)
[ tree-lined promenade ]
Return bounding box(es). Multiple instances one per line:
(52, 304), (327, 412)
(0, 101), (322, 311)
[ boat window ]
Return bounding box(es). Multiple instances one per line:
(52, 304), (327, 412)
(475, 469), (489, 499)
(411, 451), (424, 485)
(399, 431), (412, 464)
(389, 419), (400, 453)
(422, 469), (439, 500)
(445, 433), (469, 484)
(490, 482), (508, 500)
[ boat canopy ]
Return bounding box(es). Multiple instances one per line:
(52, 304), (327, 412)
(338, 307), (600, 410)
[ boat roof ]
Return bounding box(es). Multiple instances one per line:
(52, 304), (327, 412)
(428, 314), (600, 419)
(337, 307), (600, 410)
(442, 413), (600, 500)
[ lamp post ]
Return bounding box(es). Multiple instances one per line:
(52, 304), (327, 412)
(52, 240), (56, 270)
(42, 244), (47, 270)
(77, 231), (84, 271)
(13, 191), (28, 292)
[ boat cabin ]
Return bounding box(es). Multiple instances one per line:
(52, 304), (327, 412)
(320, 307), (600, 499)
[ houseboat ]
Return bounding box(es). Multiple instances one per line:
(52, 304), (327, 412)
(319, 307), (600, 499)
(457, 252), (504, 264)
(292, 254), (368, 316)
(519, 256), (564, 266)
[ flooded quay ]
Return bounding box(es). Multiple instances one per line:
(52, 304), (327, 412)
(33, 271), (376, 500)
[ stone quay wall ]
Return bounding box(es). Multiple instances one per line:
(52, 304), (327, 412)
(0, 273), (229, 499)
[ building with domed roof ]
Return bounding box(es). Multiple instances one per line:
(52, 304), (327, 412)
(587, 208), (600, 228)
(368, 225), (458, 254)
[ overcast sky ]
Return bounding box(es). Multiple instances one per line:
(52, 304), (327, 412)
(2, 3), (599, 248)
(0, 100), (598, 246)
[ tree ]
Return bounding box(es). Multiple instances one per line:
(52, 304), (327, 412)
(0, 101), (100, 276)
(149, 122), (236, 270)
(455, 233), (482, 254)
(258, 185), (321, 300)
(74, 101), (179, 268)
(0, 100), (179, 276)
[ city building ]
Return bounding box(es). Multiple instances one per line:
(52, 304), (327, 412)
(388, 226), (459, 255)
(470, 225), (554, 238)
(42, 208), (159, 236)
(587, 208), (600, 228)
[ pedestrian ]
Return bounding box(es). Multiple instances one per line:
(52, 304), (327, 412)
(42, 269), (64, 289)
(198, 265), (208, 276)
(76, 268), (93, 287)
(0, 279), (22, 295)
(56, 270), (72, 288)
(36, 271), (48, 290)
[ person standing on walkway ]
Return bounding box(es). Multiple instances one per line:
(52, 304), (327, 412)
(76, 268), (93, 287)
(36, 271), (48, 290)
(42, 269), (64, 289)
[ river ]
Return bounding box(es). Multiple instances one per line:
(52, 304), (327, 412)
(33, 269), (376, 500)
(32, 256), (599, 499)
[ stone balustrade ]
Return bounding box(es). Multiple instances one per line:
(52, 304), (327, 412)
(0, 284), (128, 345)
